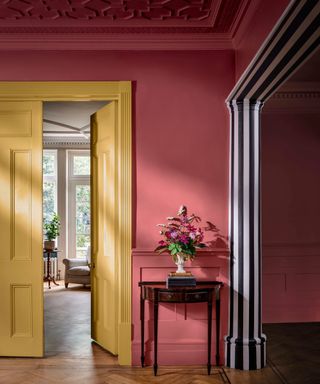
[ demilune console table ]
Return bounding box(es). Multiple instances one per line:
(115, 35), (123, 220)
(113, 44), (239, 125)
(139, 281), (223, 376)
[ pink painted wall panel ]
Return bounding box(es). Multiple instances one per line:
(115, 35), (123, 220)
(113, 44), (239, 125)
(262, 111), (320, 323)
(132, 250), (229, 365)
(0, 50), (233, 364)
(234, 0), (290, 81)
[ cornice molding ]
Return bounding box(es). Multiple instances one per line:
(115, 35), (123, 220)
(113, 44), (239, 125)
(0, 31), (233, 50)
(43, 141), (89, 148)
(272, 91), (320, 99)
(263, 89), (320, 114)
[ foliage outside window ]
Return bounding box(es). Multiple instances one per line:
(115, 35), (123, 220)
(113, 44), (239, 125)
(68, 151), (91, 258)
(43, 151), (57, 225)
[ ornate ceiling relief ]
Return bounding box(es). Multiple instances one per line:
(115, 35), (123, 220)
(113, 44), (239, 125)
(0, 0), (212, 22)
(0, 0), (251, 49)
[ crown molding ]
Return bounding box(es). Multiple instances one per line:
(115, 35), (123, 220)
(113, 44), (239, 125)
(263, 89), (320, 114)
(0, 32), (233, 50)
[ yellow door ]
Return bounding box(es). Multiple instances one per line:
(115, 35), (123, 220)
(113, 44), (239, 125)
(0, 101), (43, 356)
(91, 102), (118, 355)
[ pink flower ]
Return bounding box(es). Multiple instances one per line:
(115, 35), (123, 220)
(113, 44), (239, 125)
(179, 234), (189, 244)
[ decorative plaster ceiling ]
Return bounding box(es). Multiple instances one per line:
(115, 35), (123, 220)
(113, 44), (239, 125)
(0, 0), (255, 49)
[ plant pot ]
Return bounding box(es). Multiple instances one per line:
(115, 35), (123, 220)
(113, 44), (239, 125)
(44, 240), (55, 251)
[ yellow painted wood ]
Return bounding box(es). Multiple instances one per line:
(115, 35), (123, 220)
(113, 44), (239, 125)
(0, 82), (132, 365)
(0, 101), (43, 357)
(91, 102), (118, 354)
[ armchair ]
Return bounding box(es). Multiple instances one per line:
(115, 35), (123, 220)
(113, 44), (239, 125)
(62, 258), (91, 288)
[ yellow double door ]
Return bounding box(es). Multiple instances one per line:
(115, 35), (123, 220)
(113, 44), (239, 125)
(0, 101), (117, 357)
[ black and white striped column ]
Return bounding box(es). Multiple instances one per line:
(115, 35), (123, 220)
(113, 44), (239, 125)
(225, 99), (265, 370)
(225, 0), (319, 370)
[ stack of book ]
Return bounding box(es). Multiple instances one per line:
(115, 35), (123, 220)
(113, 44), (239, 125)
(166, 272), (196, 288)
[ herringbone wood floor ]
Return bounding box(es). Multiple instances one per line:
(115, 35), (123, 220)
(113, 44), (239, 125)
(0, 283), (283, 384)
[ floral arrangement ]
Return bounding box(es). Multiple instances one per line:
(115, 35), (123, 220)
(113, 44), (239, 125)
(155, 205), (220, 262)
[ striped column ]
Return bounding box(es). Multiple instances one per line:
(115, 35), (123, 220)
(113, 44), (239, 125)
(225, 0), (319, 370)
(225, 100), (265, 370)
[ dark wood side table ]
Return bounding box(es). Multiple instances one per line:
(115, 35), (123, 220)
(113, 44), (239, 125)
(139, 281), (223, 376)
(43, 250), (59, 289)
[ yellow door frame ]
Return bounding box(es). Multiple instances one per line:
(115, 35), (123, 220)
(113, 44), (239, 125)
(0, 81), (132, 365)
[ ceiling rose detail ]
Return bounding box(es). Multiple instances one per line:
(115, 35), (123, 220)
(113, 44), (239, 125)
(0, 0), (212, 22)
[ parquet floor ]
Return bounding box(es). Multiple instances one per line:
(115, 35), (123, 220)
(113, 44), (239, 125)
(0, 282), (285, 384)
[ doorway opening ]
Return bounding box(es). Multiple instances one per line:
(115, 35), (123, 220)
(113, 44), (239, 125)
(42, 101), (109, 358)
(0, 81), (132, 364)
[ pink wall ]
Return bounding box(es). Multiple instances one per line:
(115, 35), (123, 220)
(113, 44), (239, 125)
(261, 110), (320, 323)
(234, 0), (290, 81)
(0, 50), (234, 364)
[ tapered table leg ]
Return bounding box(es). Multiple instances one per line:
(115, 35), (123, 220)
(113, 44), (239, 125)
(207, 300), (212, 375)
(216, 287), (221, 366)
(140, 294), (145, 367)
(153, 301), (159, 376)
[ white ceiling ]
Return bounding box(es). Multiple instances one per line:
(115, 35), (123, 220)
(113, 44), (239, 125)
(43, 101), (108, 139)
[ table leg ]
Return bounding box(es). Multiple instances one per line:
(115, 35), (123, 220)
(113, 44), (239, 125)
(216, 288), (221, 366)
(207, 300), (212, 375)
(140, 294), (145, 367)
(47, 255), (51, 289)
(153, 301), (158, 376)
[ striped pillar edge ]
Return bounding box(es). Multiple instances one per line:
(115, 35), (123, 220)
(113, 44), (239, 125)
(224, 0), (319, 370)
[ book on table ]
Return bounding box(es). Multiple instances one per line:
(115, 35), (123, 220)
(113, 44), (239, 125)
(166, 272), (196, 288)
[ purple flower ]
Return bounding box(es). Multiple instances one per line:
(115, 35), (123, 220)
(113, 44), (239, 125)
(170, 231), (178, 239)
(190, 232), (196, 240)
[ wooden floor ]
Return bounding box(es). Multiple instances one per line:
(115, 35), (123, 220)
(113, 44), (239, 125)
(0, 282), (302, 384)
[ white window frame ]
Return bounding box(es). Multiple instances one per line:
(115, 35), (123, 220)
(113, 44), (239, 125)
(43, 149), (58, 240)
(67, 150), (90, 259)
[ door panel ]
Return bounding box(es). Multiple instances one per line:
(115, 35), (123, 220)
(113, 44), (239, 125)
(91, 102), (117, 355)
(0, 101), (43, 356)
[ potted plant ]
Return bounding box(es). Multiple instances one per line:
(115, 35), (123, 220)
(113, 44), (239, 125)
(155, 205), (221, 273)
(43, 213), (61, 251)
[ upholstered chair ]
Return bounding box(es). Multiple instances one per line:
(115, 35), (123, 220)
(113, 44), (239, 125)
(62, 247), (91, 288)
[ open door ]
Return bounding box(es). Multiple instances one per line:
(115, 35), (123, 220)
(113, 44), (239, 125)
(91, 102), (118, 355)
(0, 101), (43, 356)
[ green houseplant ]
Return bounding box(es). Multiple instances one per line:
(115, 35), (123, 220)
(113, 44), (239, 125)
(43, 213), (61, 251)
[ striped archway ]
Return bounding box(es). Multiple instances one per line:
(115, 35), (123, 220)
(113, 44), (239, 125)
(225, 0), (320, 370)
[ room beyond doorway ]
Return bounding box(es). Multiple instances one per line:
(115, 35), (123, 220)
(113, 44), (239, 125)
(42, 101), (106, 358)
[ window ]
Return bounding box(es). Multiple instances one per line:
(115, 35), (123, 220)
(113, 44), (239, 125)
(68, 151), (90, 258)
(43, 150), (57, 224)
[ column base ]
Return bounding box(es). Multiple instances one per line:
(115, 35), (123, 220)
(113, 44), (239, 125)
(224, 335), (267, 370)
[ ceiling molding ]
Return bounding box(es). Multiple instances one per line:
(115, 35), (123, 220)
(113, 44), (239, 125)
(271, 91), (320, 99)
(43, 136), (89, 146)
(0, 32), (233, 50)
(263, 90), (320, 114)
(0, 0), (251, 50)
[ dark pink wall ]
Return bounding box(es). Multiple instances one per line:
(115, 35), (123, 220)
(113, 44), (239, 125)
(262, 110), (320, 323)
(234, 0), (290, 81)
(0, 50), (234, 364)
(0, 50), (233, 248)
